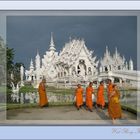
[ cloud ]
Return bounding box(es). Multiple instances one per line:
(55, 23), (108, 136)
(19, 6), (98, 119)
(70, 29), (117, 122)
(7, 16), (137, 69)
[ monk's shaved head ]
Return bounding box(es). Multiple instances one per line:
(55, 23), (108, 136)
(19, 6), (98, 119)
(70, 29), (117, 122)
(107, 79), (112, 84)
(77, 84), (81, 88)
(89, 82), (93, 87)
(100, 81), (104, 85)
(42, 78), (46, 83)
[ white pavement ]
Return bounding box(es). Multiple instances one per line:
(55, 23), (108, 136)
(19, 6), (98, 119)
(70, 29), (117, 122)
(0, 106), (138, 125)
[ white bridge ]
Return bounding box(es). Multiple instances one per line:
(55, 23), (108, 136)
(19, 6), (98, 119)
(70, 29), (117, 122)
(99, 70), (140, 89)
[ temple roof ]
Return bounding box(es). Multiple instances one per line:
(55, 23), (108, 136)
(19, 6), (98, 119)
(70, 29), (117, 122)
(101, 46), (125, 66)
(57, 38), (98, 67)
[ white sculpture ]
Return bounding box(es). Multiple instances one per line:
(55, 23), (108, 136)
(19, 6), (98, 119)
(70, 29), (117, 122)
(11, 82), (19, 94)
(11, 82), (15, 93)
(11, 93), (16, 102)
(10, 73), (14, 80)
(129, 58), (134, 70)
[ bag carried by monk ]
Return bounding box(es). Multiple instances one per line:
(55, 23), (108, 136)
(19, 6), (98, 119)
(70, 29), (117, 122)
(113, 97), (119, 103)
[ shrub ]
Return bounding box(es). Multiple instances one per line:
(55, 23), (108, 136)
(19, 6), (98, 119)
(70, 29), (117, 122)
(19, 85), (37, 93)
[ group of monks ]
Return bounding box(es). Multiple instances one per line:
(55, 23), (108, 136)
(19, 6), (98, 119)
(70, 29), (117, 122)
(38, 78), (122, 124)
(75, 79), (122, 123)
(75, 82), (94, 112)
(75, 81), (105, 112)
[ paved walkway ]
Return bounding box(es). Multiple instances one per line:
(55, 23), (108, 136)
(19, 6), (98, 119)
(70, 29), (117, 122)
(2, 106), (138, 125)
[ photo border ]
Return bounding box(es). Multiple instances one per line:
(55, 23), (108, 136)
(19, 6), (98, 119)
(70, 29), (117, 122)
(0, 1), (140, 139)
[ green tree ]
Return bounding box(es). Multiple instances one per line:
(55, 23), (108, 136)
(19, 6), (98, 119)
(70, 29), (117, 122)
(13, 62), (25, 85)
(7, 47), (14, 88)
(7, 47), (14, 71)
(7, 47), (25, 88)
(0, 39), (6, 85)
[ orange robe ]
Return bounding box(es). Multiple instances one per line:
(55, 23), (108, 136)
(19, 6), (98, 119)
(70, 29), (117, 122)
(86, 86), (94, 110)
(108, 89), (122, 119)
(107, 83), (113, 99)
(75, 87), (83, 107)
(38, 82), (48, 107)
(96, 85), (105, 107)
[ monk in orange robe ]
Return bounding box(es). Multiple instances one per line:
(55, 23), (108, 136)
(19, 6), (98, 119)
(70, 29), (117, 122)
(108, 84), (122, 124)
(38, 79), (48, 107)
(86, 82), (94, 112)
(107, 79), (113, 100)
(96, 81), (105, 109)
(75, 84), (83, 110)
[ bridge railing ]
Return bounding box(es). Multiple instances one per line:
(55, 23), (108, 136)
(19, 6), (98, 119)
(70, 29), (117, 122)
(119, 90), (138, 114)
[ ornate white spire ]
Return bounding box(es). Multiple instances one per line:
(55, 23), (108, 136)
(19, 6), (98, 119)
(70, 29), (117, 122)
(20, 65), (24, 86)
(36, 49), (40, 58)
(125, 61), (128, 70)
(49, 32), (56, 51)
(129, 57), (134, 70)
(129, 57), (132, 62)
(115, 47), (118, 58)
(123, 55), (125, 62)
(105, 45), (110, 56)
(30, 58), (34, 70)
(35, 49), (40, 69)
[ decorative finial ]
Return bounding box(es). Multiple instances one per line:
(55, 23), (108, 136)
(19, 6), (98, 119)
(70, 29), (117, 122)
(122, 55), (125, 62)
(36, 48), (40, 58)
(30, 58), (34, 70)
(115, 47), (118, 53)
(69, 36), (72, 42)
(105, 45), (109, 55)
(115, 47), (118, 57)
(49, 32), (56, 51)
(129, 57), (134, 70)
(30, 58), (33, 65)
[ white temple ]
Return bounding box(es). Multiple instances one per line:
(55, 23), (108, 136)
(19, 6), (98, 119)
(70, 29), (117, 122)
(25, 33), (99, 87)
(25, 33), (136, 88)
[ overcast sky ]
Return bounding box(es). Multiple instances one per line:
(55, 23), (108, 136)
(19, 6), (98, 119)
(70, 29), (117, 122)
(7, 16), (137, 69)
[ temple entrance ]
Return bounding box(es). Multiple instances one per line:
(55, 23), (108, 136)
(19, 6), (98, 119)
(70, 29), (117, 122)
(114, 77), (120, 83)
(118, 66), (121, 70)
(77, 59), (86, 76)
(31, 76), (34, 81)
(105, 67), (108, 72)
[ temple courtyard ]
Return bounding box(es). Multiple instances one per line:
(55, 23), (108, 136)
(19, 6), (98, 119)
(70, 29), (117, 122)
(2, 106), (138, 125)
